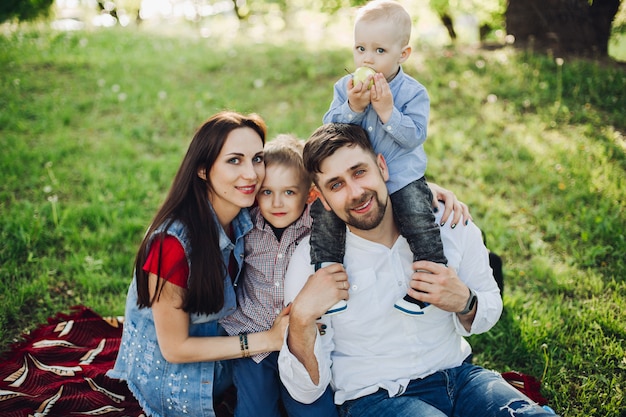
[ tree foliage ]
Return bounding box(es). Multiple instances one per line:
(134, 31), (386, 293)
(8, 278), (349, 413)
(0, 0), (55, 24)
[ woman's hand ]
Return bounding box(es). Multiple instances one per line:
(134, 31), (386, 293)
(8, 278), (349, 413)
(268, 304), (291, 351)
(428, 182), (473, 228)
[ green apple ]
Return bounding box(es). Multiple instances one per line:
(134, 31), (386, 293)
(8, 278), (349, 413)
(352, 66), (376, 89)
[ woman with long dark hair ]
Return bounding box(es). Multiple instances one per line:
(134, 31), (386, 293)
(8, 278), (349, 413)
(108, 111), (289, 417)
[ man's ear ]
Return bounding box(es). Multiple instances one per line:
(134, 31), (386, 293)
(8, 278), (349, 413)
(197, 167), (207, 181)
(306, 185), (320, 205)
(318, 190), (333, 212)
(398, 45), (411, 64)
(377, 153), (390, 182)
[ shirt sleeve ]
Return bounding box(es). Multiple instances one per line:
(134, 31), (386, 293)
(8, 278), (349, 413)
(278, 237), (334, 404)
(322, 76), (366, 126)
(143, 235), (189, 288)
(437, 212), (503, 336)
(377, 78), (429, 149)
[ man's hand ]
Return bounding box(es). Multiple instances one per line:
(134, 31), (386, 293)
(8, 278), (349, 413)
(370, 73), (393, 124)
(406, 261), (476, 330)
(292, 264), (350, 322)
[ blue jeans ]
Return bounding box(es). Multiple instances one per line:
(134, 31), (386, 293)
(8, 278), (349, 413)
(310, 177), (447, 265)
(233, 352), (338, 417)
(338, 362), (559, 417)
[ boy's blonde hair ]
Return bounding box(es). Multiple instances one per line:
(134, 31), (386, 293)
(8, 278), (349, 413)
(264, 134), (312, 187)
(355, 0), (412, 46)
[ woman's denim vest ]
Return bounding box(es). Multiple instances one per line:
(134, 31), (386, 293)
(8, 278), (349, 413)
(107, 209), (252, 417)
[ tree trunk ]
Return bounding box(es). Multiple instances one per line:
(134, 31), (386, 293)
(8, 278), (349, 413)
(505, 0), (622, 57)
(440, 13), (457, 41)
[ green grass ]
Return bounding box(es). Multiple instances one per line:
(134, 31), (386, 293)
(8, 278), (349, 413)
(1, 23), (624, 417)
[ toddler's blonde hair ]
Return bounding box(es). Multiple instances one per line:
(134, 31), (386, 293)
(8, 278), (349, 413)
(355, 0), (412, 46)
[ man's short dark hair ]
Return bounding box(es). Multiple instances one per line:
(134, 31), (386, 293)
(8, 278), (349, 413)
(303, 123), (377, 184)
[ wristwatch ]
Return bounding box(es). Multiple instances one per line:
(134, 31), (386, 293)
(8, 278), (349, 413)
(459, 288), (477, 315)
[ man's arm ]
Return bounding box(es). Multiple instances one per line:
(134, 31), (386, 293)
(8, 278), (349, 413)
(405, 209), (502, 334)
(286, 263), (348, 383)
(286, 298), (324, 384)
(455, 286), (478, 331)
(278, 239), (347, 403)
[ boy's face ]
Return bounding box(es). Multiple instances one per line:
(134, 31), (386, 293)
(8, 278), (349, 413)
(353, 19), (410, 81)
(257, 164), (310, 229)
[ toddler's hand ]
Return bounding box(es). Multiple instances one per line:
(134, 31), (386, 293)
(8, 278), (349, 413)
(370, 73), (393, 124)
(347, 77), (372, 113)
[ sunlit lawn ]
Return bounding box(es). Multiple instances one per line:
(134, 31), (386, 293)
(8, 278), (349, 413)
(1, 10), (625, 417)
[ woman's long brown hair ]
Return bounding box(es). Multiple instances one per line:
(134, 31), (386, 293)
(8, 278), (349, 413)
(134, 111), (267, 315)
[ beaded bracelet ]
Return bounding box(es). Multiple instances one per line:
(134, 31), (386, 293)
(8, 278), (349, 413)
(239, 333), (250, 358)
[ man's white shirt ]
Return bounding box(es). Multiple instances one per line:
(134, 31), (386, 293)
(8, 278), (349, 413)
(277, 206), (503, 405)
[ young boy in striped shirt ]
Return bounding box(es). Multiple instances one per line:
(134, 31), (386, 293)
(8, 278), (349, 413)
(219, 134), (338, 417)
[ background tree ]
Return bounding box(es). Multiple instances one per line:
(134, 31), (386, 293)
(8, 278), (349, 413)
(430, 0), (505, 42)
(506, 0), (623, 57)
(0, 0), (54, 24)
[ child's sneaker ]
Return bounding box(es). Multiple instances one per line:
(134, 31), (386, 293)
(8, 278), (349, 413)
(394, 269), (431, 315)
(394, 295), (429, 315)
(326, 300), (347, 315)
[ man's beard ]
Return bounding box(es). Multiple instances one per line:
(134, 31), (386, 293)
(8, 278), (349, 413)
(343, 190), (387, 230)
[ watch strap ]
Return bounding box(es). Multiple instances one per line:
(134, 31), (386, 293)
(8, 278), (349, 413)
(459, 288), (477, 315)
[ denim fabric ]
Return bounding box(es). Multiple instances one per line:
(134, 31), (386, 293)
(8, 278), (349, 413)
(339, 391), (446, 417)
(107, 210), (253, 417)
(309, 198), (346, 265)
(390, 177), (447, 265)
(309, 178), (447, 266)
(233, 352), (338, 417)
(338, 362), (559, 417)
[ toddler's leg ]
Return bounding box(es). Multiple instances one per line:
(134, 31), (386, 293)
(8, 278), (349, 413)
(310, 198), (346, 266)
(391, 179), (448, 315)
(310, 198), (347, 315)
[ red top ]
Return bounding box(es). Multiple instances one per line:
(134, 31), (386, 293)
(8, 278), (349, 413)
(143, 236), (189, 288)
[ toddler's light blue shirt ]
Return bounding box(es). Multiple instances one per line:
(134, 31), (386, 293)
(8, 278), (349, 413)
(323, 66), (430, 194)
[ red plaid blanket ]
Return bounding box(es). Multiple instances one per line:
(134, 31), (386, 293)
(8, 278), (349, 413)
(0, 306), (144, 417)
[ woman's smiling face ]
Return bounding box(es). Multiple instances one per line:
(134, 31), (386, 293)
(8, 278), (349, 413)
(207, 126), (265, 222)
